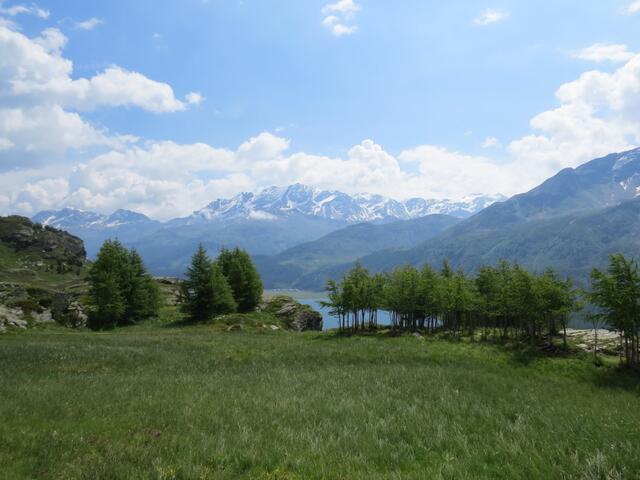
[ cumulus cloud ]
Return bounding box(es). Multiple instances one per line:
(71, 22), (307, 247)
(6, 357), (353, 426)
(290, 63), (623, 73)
(75, 17), (104, 31)
(1, 134), (521, 220)
(573, 43), (635, 64)
(321, 0), (360, 36)
(508, 54), (640, 175)
(0, 19), (199, 169)
(473, 9), (508, 26)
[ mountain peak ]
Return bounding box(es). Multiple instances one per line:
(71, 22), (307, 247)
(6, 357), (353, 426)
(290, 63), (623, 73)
(189, 184), (503, 224)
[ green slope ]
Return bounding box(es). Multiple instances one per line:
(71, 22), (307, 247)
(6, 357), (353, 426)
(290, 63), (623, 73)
(256, 214), (460, 289)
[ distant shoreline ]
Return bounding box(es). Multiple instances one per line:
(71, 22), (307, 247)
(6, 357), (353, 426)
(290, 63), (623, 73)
(264, 289), (326, 300)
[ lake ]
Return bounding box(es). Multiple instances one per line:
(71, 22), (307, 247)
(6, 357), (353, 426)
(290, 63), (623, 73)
(297, 297), (592, 331)
(297, 297), (392, 331)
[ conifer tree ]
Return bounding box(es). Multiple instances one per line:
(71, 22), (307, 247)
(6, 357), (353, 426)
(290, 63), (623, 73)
(217, 247), (263, 312)
(88, 240), (160, 328)
(590, 254), (640, 367)
(181, 245), (236, 322)
(211, 261), (238, 315)
(88, 240), (126, 328)
(124, 249), (161, 321)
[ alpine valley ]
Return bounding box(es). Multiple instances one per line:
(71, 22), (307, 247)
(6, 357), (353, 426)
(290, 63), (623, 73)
(32, 185), (503, 277)
(31, 147), (640, 289)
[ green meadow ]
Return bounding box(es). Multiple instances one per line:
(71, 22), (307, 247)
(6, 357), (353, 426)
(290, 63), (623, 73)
(1, 314), (639, 480)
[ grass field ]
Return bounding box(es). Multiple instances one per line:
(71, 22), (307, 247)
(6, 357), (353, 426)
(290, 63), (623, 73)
(1, 318), (640, 479)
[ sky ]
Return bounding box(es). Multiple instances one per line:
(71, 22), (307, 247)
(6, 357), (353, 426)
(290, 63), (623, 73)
(0, 0), (639, 220)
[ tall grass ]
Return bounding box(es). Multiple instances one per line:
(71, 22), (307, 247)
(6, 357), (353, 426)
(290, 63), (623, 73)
(1, 324), (639, 479)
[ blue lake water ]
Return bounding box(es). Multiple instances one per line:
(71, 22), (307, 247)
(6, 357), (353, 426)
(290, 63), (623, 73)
(297, 297), (391, 330)
(297, 297), (591, 330)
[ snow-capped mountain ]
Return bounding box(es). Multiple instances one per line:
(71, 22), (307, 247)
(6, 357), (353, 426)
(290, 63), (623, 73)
(32, 208), (162, 258)
(177, 184), (506, 225)
(33, 208), (158, 230)
(31, 185), (505, 265)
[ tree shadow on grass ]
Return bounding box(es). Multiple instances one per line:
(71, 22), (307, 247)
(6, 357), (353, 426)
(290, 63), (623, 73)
(590, 365), (640, 392)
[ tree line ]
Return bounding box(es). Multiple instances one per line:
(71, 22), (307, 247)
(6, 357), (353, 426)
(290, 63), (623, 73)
(325, 254), (640, 368)
(87, 241), (263, 327)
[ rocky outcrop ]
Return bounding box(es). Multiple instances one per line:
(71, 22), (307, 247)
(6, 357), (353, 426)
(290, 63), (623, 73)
(155, 277), (181, 305)
(261, 295), (323, 331)
(0, 284), (88, 330)
(0, 215), (89, 331)
(0, 215), (86, 267)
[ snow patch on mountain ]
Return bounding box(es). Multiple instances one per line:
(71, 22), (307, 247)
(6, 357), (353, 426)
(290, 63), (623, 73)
(32, 208), (156, 230)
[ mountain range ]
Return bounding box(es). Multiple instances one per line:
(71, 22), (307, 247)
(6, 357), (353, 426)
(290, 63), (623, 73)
(32, 186), (502, 275)
(32, 147), (640, 289)
(274, 147), (640, 290)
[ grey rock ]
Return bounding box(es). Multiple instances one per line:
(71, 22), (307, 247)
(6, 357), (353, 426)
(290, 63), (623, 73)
(65, 302), (88, 328)
(275, 303), (298, 316)
(32, 309), (54, 324)
(288, 309), (323, 332)
(0, 304), (26, 329)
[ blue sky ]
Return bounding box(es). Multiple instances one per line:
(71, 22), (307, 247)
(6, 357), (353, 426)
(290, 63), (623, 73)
(1, 0), (640, 219)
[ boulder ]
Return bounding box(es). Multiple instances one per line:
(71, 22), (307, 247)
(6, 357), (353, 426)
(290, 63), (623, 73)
(261, 295), (323, 332)
(0, 304), (27, 330)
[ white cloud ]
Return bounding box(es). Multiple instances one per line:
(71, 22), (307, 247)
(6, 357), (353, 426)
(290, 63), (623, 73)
(321, 0), (360, 36)
(0, 134), (522, 220)
(321, 0), (360, 16)
(0, 23), (192, 113)
(0, 20), (198, 169)
(75, 17), (104, 31)
(473, 9), (509, 26)
(0, 2), (49, 19)
(508, 54), (640, 177)
(573, 43), (635, 64)
(482, 137), (501, 149)
(185, 91), (204, 105)
(626, 1), (640, 14)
